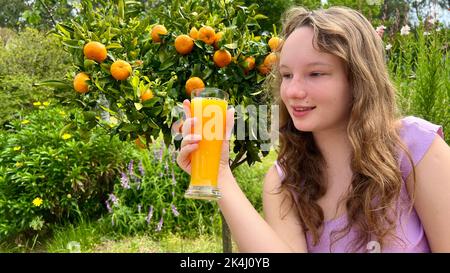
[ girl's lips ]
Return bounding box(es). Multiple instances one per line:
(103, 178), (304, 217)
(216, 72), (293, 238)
(292, 106), (316, 117)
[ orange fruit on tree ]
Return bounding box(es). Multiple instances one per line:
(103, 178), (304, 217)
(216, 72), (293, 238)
(213, 49), (232, 68)
(243, 56), (255, 73)
(257, 64), (270, 75)
(198, 26), (216, 45)
(268, 37), (283, 52)
(174, 34), (194, 55)
(263, 52), (278, 69)
(73, 72), (90, 93)
(83, 41), (107, 63)
(135, 137), (146, 149)
(185, 77), (205, 96)
(214, 31), (224, 49)
(151, 24), (167, 43)
(111, 60), (132, 80)
(140, 89), (154, 101)
(189, 27), (199, 40)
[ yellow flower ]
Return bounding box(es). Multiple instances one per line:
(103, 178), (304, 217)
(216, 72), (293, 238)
(13, 146), (21, 151)
(43, 101), (50, 106)
(21, 120), (30, 125)
(33, 102), (42, 106)
(62, 133), (72, 140)
(15, 162), (24, 168)
(32, 197), (43, 207)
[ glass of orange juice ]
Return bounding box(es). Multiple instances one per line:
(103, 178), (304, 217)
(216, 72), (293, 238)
(185, 87), (229, 200)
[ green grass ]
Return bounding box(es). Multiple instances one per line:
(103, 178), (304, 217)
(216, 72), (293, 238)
(42, 220), (240, 253)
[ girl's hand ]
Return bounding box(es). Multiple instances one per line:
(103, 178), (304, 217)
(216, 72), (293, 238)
(176, 99), (235, 175)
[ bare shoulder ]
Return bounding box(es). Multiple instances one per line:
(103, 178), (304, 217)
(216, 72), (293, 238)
(407, 135), (450, 252)
(263, 165), (282, 193)
(262, 165), (307, 252)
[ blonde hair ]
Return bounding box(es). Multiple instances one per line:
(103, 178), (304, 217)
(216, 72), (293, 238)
(271, 6), (415, 252)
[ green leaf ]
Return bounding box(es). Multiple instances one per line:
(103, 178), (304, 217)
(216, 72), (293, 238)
(121, 124), (139, 132)
(147, 118), (159, 129)
(253, 14), (268, 20)
(62, 39), (82, 49)
(99, 105), (117, 115)
(224, 43), (238, 50)
(134, 103), (143, 111)
(56, 23), (73, 38)
(106, 43), (123, 49)
(160, 61), (175, 71)
(33, 80), (71, 89)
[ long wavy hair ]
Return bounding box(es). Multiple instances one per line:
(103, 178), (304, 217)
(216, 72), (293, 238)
(270, 6), (415, 252)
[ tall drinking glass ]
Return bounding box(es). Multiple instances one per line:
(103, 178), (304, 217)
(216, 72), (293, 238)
(185, 88), (228, 200)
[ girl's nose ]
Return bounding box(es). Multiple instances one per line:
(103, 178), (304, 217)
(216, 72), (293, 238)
(285, 78), (307, 99)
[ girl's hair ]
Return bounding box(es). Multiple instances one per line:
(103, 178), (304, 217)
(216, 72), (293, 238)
(271, 6), (415, 252)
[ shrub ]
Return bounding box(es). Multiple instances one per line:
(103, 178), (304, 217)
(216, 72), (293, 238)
(102, 141), (273, 239)
(0, 28), (73, 127)
(104, 142), (222, 238)
(0, 104), (135, 242)
(387, 22), (449, 140)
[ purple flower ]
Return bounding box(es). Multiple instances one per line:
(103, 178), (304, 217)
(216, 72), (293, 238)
(138, 160), (145, 177)
(146, 205), (153, 224)
(105, 200), (112, 213)
(128, 160), (134, 176)
(108, 194), (118, 206)
(164, 161), (169, 173)
(171, 204), (179, 217)
(171, 169), (176, 185)
(158, 146), (164, 160)
(156, 216), (163, 232)
(172, 151), (177, 163)
(120, 172), (130, 189)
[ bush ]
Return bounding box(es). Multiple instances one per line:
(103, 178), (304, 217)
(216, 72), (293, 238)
(0, 28), (71, 79)
(102, 140), (273, 239)
(387, 22), (449, 141)
(0, 28), (73, 127)
(104, 142), (222, 238)
(0, 104), (136, 242)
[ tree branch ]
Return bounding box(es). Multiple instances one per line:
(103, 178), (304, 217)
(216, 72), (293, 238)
(38, 0), (57, 27)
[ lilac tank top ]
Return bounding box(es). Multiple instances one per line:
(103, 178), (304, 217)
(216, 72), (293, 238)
(274, 116), (444, 252)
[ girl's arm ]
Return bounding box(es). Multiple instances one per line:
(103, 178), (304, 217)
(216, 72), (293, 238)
(407, 135), (450, 252)
(218, 165), (307, 253)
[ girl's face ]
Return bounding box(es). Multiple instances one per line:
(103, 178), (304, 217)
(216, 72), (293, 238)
(279, 27), (352, 134)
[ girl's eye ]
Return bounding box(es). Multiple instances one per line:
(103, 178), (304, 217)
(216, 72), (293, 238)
(282, 74), (292, 79)
(310, 72), (325, 77)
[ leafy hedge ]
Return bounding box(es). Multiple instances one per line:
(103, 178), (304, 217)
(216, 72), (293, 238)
(0, 105), (135, 241)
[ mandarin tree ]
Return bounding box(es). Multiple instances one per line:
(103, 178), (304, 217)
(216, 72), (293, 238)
(44, 0), (279, 252)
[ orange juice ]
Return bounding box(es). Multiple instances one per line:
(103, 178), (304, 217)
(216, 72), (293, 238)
(185, 88), (228, 200)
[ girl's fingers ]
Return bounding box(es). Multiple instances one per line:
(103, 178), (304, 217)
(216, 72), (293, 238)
(180, 134), (201, 148)
(183, 99), (191, 119)
(177, 143), (199, 164)
(181, 117), (196, 138)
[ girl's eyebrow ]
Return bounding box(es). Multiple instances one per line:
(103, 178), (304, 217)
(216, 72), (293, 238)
(279, 62), (332, 69)
(306, 61), (332, 67)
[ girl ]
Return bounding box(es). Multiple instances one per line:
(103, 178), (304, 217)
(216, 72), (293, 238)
(177, 6), (450, 252)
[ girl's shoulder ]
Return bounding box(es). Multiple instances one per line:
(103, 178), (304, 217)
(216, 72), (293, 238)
(398, 116), (444, 181)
